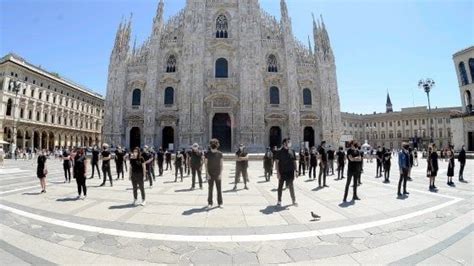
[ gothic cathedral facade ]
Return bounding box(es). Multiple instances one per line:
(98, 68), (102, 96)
(104, 0), (342, 152)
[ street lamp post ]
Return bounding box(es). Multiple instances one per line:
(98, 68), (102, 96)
(7, 78), (23, 156)
(418, 78), (435, 145)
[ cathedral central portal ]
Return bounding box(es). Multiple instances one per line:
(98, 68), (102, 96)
(212, 113), (232, 152)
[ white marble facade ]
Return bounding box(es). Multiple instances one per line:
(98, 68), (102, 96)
(104, 0), (341, 152)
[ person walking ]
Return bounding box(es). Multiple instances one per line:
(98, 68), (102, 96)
(129, 147), (146, 206)
(73, 148), (87, 199)
(190, 144), (204, 189)
(205, 139), (223, 208)
(458, 145), (466, 182)
(375, 146), (383, 178)
(263, 147), (274, 182)
(157, 147), (164, 176)
(336, 147), (345, 180)
(165, 149), (172, 171)
(234, 144), (249, 190)
(62, 148), (72, 183)
(308, 146), (318, 180)
(174, 150), (184, 182)
(36, 149), (48, 193)
(397, 143), (410, 196)
(447, 145), (455, 186)
(343, 141), (361, 202)
(89, 146), (101, 179)
(142, 146), (154, 187)
(100, 144), (113, 187)
(383, 148), (391, 183)
(115, 146), (126, 180)
(275, 138), (298, 207)
(318, 141), (328, 188)
(427, 144), (439, 191)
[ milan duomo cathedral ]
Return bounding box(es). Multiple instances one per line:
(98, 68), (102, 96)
(104, 0), (342, 152)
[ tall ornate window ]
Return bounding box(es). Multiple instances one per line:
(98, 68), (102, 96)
(132, 89), (141, 106)
(269, 86), (280, 104)
(6, 98), (12, 116)
(469, 58), (474, 83)
(267, 54), (278, 72)
(164, 87), (174, 105)
(216, 15), (228, 38)
(459, 62), (468, 85)
(166, 55), (176, 73)
(303, 88), (312, 105)
(215, 58), (228, 78)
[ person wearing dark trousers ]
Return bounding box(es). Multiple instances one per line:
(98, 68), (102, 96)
(149, 148), (156, 181)
(298, 148), (306, 176)
(174, 151), (184, 182)
(182, 148), (188, 176)
(427, 145), (439, 191)
(336, 147), (345, 180)
(327, 148), (335, 176)
(89, 146), (100, 179)
(190, 143), (203, 189)
(398, 142), (410, 196)
(100, 144), (113, 187)
(447, 145), (455, 186)
(129, 147), (146, 206)
(206, 139), (223, 208)
(142, 146), (154, 187)
(383, 148), (391, 183)
(376, 146), (383, 177)
(275, 138), (298, 207)
(62, 149), (72, 183)
(74, 148), (87, 199)
(234, 144), (249, 190)
(343, 141), (362, 202)
(407, 148), (414, 181)
(115, 146), (126, 180)
(263, 147), (274, 182)
(157, 148), (164, 176)
(165, 150), (172, 171)
(458, 145), (466, 182)
(186, 149), (192, 176)
(318, 141), (328, 188)
(308, 147), (318, 180)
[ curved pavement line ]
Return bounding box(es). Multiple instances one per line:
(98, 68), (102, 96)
(0, 195), (463, 243)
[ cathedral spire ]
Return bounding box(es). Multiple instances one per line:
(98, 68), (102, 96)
(280, 0), (288, 19)
(386, 92), (393, 113)
(153, 0), (164, 36)
(308, 35), (313, 55)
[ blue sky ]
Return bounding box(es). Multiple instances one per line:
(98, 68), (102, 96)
(1, 0), (473, 114)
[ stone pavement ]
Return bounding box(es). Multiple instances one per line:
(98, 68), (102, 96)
(0, 156), (472, 265)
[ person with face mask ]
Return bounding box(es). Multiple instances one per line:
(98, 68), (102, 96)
(263, 147), (273, 182)
(115, 146), (125, 180)
(336, 147), (345, 180)
(275, 138), (298, 207)
(298, 148), (306, 176)
(308, 147), (318, 180)
(327, 147), (335, 176)
(157, 147), (164, 176)
(129, 147), (146, 206)
(89, 145), (101, 179)
(234, 144), (249, 190)
(397, 142), (410, 196)
(100, 144), (113, 187)
(142, 146), (154, 187)
(74, 148), (87, 199)
(205, 139), (224, 208)
(317, 141), (328, 188)
(174, 150), (184, 182)
(343, 141), (361, 202)
(165, 149), (172, 171)
(190, 143), (203, 189)
(383, 148), (391, 183)
(376, 146), (383, 178)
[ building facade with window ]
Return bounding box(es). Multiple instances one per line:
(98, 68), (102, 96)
(0, 53), (104, 152)
(104, 0), (342, 152)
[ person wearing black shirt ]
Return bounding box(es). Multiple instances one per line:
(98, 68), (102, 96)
(36, 149), (48, 193)
(398, 143), (410, 196)
(142, 146), (154, 187)
(62, 149), (72, 183)
(157, 147), (164, 176)
(165, 150), (172, 170)
(375, 146), (383, 178)
(336, 147), (345, 180)
(308, 147), (318, 180)
(186, 149), (192, 176)
(190, 143), (203, 189)
(318, 141), (328, 188)
(327, 148), (335, 176)
(115, 146), (126, 180)
(89, 146), (101, 179)
(234, 144), (249, 190)
(205, 139), (223, 208)
(174, 150), (184, 182)
(149, 147), (156, 181)
(298, 148), (307, 176)
(181, 148), (188, 176)
(383, 148), (391, 183)
(275, 138), (298, 207)
(74, 148), (87, 199)
(407, 148), (414, 181)
(129, 147), (146, 206)
(427, 146), (438, 191)
(458, 145), (466, 181)
(447, 145), (455, 186)
(343, 141), (362, 202)
(263, 147), (274, 182)
(100, 144), (113, 187)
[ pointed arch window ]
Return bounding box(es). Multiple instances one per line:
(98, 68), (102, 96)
(303, 88), (312, 105)
(215, 58), (228, 78)
(269, 86), (280, 105)
(267, 54), (278, 72)
(469, 58), (474, 83)
(216, 15), (228, 38)
(166, 55), (176, 73)
(164, 87), (174, 105)
(132, 89), (141, 106)
(459, 62), (468, 86)
(6, 98), (13, 116)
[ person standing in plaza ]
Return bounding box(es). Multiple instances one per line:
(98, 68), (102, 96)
(427, 145), (439, 191)
(275, 138), (298, 207)
(414, 148), (419, 166)
(115, 146), (126, 180)
(376, 146), (383, 178)
(447, 145), (455, 186)
(149, 147), (157, 181)
(383, 148), (391, 183)
(157, 147), (164, 176)
(142, 146), (154, 187)
(174, 150), (184, 182)
(458, 145), (466, 182)
(263, 147), (274, 182)
(298, 148), (306, 176)
(62, 148), (72, 183)
(234, 144), (249, 190)
(89, 145), (101, 179)
(73, 148), (87, 199)
(129, 147), (146, 206)
(397, 142), (410, 196)
(327, 147), (335, 176)
(318, 141), (328, 188)
(190, 143), (203, 189)
(186, 148), (192, 176)
(205, 139), (223, 208)
(336, 146), (345, 180)
(407, 147), (414, 181)
(165, 149), (172, 171)
(100, 143), (113, 187)
(36, 149), (48, 193)
(343, 141), (361, 202)
(308, 146), (318, 180)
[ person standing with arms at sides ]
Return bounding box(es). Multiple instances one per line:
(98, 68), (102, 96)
(62, 148), (72, 183)
(157, 147), (164, 176)
(181, 148), (188, 176)
(190, 143), (203, 189)
(186, 149), (192, 176)
(174, 150), (184, 182)
(165, 149), (172, 171)
(36, 149), (48, 193)
(383, 148), (392, 183)
(308, 146), (318, 180)
(318, 141), (328, 188)
(447, 145), (455, 186)
(298, 148), (306, 176)
(142, 146), (154, 187)
(458, 145), (466, 182)
(74, 148), (87, 199)
(89, 146), (101, 179)
(336, 147), (345, 180)
(234, 144), (249, 190)
(427, 146), (438, 191)
(343, 141), (361, 202)
(375, 146), (383, 178)
(397, 142), (410, 196)
(327, 148), (335, 176)
(100, 144), (113, 187)
(129, 147), (146, 206)
(149, 147), (157, 181)
(275, 138), (298, 207)
(407, 147), (414, 181)
(263, 147), (274, 182)
(206, 139), (224, 208)
(115, 146), (126, 180)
